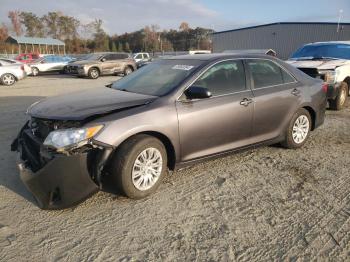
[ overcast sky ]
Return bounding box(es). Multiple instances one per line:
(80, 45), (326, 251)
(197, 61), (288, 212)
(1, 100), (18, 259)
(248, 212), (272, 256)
(1, 0), (349, 34)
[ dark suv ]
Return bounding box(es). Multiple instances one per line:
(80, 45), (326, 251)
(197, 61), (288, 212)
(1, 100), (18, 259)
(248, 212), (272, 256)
(12, 53), (327, 209)
(66, 52), (137, 79)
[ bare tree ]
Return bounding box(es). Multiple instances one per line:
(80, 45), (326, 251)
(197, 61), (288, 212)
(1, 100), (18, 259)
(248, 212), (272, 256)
(8, 11), (22, 36)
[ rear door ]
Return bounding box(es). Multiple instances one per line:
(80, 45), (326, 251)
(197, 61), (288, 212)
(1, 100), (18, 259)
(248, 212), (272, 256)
(245, 59), (301, 142)
(176, 59), (254, 161)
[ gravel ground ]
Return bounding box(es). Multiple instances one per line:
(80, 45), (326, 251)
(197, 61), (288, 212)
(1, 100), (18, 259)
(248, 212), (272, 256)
(0, 74), (349, 261)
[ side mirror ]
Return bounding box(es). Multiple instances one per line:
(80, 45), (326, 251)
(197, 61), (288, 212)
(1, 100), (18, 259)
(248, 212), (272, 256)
(184, 86), (212, 100)
(101, 58), (106, 62)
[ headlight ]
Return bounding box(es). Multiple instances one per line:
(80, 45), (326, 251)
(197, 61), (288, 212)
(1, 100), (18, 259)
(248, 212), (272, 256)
(318, 70), (336, 84)
(43, 125), (104, 149)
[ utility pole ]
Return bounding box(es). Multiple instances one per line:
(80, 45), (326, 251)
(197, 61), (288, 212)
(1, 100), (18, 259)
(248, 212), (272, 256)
(337, 9), (343, 33)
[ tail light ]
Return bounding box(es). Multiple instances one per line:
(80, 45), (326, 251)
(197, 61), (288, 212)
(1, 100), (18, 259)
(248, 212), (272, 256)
(322, 83), (328, 93)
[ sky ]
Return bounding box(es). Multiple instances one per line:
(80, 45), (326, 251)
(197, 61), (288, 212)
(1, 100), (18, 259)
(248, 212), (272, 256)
(0, 0), (349, 34)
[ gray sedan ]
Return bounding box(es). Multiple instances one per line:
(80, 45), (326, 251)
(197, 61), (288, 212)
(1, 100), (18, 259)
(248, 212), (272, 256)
(12, 53), (327, 209)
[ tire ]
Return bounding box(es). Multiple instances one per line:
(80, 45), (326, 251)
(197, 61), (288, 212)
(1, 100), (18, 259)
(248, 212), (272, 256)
(109, 134), (168, 199)
(1, 73), (16, 86)
(329, 82), (348, 110)
(31, 67), (39, 76)
(88, 67), (100, 79)
(123, 66), (133, 76)
(281, 108), (312, 149)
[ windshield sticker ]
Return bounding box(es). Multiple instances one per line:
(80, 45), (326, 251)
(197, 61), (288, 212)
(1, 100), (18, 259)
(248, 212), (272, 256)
(172, 65), (194, 71)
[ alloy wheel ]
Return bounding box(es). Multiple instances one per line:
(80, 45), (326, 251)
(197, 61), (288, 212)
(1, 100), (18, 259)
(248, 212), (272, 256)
(90, 69), (99, 79)
(339, 87), (347, 106)
(292, 115), (310, 144)
(132, 147), (163, 191)
(2, 74), (15, 85)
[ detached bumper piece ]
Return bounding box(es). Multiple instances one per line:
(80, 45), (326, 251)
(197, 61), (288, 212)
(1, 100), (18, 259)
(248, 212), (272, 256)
(12, 122), (100, 210)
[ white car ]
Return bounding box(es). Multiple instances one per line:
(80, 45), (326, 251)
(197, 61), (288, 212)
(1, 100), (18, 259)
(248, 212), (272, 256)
(29, 55), (74, 76)
(0, 58), (32, 75)
(0, 61), (27, 86)
(287, 41), (350, 110)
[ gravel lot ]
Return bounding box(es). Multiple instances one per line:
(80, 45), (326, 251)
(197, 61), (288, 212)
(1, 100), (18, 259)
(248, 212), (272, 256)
(0, 74), (349, 261)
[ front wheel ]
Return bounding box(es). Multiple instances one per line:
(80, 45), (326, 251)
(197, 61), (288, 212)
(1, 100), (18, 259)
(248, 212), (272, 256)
(123, 66), (133, 76)
(329, 82), (348, 110)
(1, 73), (16, 86)
(109, 134), (167, 199)
(88, 67), (100, 79)
(281, 108), (311, 149)
(31, 67), (39, 76)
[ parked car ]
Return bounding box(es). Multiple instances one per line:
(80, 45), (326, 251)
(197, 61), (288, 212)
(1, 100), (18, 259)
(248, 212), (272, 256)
(29, 55), (75, 76)
(0, 58), (32, 75)
(66, 52), (137, 79)
(133, 52), (151, 65)
(15, 53), (41, 64)
(287, 41), (350, 110)
(0, 61), (27, 86)
(12, 53), (327, 209)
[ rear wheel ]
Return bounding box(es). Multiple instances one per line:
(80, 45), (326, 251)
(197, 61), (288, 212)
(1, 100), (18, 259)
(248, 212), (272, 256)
(329, 82), (348, 110)
(88, 67), (100, 79)
(31, 67), (39, 76)
(282, 108), (311, 149)
(1, 73), (16, 86)
(109, 134), (167, 199)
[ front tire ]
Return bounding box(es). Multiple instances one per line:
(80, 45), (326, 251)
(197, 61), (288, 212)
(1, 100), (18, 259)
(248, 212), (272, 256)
(88, 67), (100, 79)
(1, 73), (16, 86)
(109, 134), (167, 199)
(329, 82), (348, 110)
(123, 66), (133, 76)
(31, 67), (39, 76)
(282, 108), (311, 149)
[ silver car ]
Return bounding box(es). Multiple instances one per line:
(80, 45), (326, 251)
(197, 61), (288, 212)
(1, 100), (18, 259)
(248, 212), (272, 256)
(29, 55), (74, 76)
(0, 60), (27, 86)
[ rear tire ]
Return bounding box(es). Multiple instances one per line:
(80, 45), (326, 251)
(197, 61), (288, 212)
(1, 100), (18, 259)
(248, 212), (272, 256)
(88, 67), (100, 79)
(109, 134), (167, 199)
(281, 108), (311, 149)
(329, 82), (348, 110)
(1, 73), (16, 86)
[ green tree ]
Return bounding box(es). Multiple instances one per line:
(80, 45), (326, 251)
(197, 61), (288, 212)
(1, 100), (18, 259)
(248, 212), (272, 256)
(111, 41), (117, 52)
(19, 12), (44, 37)
(124, 42), (130, 52)
(92, 19), (109, 51)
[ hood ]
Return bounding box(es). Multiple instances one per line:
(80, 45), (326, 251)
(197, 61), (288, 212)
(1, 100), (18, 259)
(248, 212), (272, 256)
(28, 88), (157, 121)
(69, 60), (101, 66)
(286, 59), (350, 70)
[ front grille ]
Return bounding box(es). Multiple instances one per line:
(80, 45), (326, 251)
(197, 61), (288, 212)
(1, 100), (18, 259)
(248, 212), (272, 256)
(298, 67), (325, 81)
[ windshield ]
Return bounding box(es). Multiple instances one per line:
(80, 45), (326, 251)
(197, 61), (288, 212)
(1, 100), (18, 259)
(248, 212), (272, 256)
(82, 53), (104, 61)
(111, 59), (202, 96)
(291, 44), (350, 60)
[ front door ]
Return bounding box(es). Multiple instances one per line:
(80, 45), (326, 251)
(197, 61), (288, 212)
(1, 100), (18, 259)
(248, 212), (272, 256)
(176, 60), (254, 161)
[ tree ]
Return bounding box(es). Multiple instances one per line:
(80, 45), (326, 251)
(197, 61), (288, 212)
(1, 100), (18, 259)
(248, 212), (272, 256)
(92, 19), (109, 51)
(8, 11), (22, 36)
(179, 22), (190, 32)
(0, 23), (9, 41)
(43, 12), (62, 38)
(19, 12), (44, 37)
(111, 41), (117, 52)
(124, 42), (131, 52)
(58, 15), (80, 40)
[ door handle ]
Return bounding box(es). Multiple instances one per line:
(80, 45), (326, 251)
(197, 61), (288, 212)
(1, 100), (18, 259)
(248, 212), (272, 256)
(291, 88), (301, 96)
(240, 98), (253, 106)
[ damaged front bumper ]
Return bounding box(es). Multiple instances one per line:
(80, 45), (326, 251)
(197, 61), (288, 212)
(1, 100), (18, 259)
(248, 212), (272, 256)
(11, 122), (112, 210)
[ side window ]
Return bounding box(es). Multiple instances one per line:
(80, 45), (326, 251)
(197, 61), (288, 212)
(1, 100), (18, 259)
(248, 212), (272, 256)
(104, 54), (114, 61)
(135, 54), (142, 59)
(32, 54), (39, 59)
(281, 69), (295, 83)
(192, 60), (246, 96)
(247, 60), (284, 88)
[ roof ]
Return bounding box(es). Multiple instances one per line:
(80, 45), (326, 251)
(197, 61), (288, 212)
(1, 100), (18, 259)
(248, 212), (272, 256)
(167, 53), (273, 61)
(223, 49), (276, 55)
(305, 41), (350, 45)
(213, 22), (350, 35)
(6, 36), (65, 46)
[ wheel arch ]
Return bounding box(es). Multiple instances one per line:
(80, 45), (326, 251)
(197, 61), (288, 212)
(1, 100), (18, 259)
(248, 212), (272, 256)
(302, 105), (316, 130)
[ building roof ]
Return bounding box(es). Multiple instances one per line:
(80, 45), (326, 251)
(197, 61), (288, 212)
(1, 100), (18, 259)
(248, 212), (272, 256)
(213, 22), (350, 35)
(6, 36), (65, 46)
